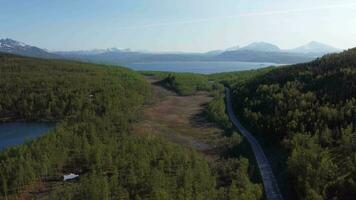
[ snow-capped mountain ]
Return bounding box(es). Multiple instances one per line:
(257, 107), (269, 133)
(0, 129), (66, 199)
(0, 38), (27, 48)
(238, 42), (281, 52)
(225, 45), (240, 51)
(0, 38), (341, 64)
(54, 48), (132, 56)
(0, 38), (57, 58)
(215, 41), (341, 63)
(289, 41), (340, 54)
(221, 41), (339, 55)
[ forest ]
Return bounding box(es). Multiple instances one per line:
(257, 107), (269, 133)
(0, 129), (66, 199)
(136, 51), (356, 200)
(0, 53), (262, 200)
(1, 47), (354, 199)
(229, 49), (356, 199)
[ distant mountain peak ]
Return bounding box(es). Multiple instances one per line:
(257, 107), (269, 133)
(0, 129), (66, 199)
(308, 41), (322, 45)
(225, 45), (240, 51)
(106, 47), (131, 52)
(305, 41), (333, 48)
(54, 47), (133, 56)
(0, 38), (57, 58)
(290, 41), (340, 54)
(239, 42), (281, 52)
(0, 38), (28, 48)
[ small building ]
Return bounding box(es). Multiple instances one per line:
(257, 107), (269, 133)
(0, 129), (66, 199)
(63, 173), (79, 181)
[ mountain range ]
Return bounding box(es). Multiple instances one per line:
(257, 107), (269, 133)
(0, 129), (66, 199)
(0, 38), (57, 59)
(0, 38), (341, 64)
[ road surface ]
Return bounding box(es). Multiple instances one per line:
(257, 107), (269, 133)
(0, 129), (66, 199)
(225, 88), (283, 200)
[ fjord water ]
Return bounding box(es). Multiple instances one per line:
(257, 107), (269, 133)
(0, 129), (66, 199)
(0, 123), (55, 150)
(125, 61), (277, 74)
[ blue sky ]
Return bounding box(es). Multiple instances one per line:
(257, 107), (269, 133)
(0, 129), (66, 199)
(1, 0), (356, 52)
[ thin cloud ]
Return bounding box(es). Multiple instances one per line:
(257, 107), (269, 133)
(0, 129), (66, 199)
(117, 3), (356, 30)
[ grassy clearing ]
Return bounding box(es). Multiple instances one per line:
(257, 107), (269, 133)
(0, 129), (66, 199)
(132, 76), (224, 158)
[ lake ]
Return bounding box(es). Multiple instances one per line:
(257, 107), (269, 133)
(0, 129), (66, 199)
(124, 61), (277, 74)
(0, 122), (55, 150)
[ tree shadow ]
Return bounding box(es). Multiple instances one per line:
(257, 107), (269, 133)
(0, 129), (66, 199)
(189, 102), (214, 129)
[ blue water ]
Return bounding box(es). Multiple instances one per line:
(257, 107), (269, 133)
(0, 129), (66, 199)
(124, 61), (277, 74)
(0, 123), (55, 150)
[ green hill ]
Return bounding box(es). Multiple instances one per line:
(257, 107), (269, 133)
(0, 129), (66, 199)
(229, 48), (356, 199)
(0, 54), (262, 200)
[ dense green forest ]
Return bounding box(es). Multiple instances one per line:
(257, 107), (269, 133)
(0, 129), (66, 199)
(229, 49), (356, 199)
(5, 47), (354, 199)
(0, 54), (262, 200)
(0, 54), (150, 122)
(150, 50), (356, 199)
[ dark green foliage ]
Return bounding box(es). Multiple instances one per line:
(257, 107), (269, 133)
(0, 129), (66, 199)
(0, 53), (151, 122)
(204, 94), (232, 131)
(0, 53), (150, 198)
(47, 131), (218, 200)
(214, 158), (263, 200)
(208, 67), (274, 86)
(229, 49), (356, 199)
(0, 54), (262, 200)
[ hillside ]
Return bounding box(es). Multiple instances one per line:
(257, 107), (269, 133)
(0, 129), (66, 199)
(0, 53), (262, 200)
(0, 39), (57, 59)
(229, 48), (356, 199)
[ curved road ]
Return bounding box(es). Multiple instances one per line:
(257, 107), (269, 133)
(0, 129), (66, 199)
(225, 88), (283, 200)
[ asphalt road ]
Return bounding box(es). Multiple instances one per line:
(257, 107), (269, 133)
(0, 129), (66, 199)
(225, 88), (283, 200)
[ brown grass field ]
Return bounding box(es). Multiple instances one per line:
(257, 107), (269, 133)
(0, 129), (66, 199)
(132, 76), (224, 158)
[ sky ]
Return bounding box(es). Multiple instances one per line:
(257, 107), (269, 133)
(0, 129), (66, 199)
(1, 0), (356, 52)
